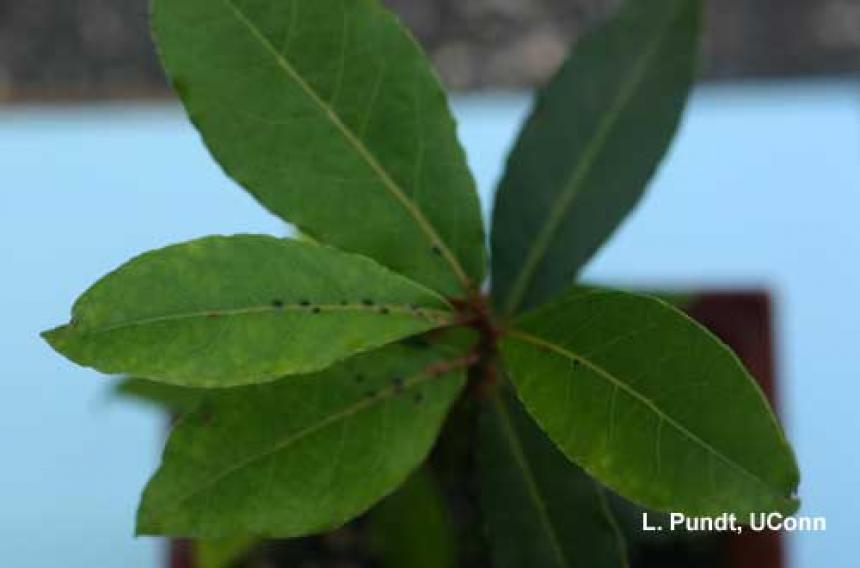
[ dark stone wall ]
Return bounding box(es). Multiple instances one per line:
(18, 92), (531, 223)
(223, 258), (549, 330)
(1, 0), (859, 101)
(0, 1), (163, 100)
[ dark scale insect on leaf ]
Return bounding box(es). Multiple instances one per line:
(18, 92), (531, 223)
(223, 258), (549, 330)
(299, 300), (311, 307)
(354, 374), (365, 384)
(431, 245), (443, 256)
(207, 313), (220, 319)
(362, 298), (375, 307)
(271, 299), (284, 309)
(392, 376), (405, 393)
(413, 392), (424, 404)
(379, 307), (390, 315)
(311, 307), (321, 314)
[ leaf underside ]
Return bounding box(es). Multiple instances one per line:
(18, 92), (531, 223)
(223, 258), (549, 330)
(153, 0), (486, 297)
(44, 235), (452, 387)
(137, 342), (466, 538)
(479, 389), (627, 568)
(492, 0), (701, 314)
(502, 288), (799, 518)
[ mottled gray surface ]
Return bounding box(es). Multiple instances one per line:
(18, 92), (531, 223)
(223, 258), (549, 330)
(1, 0), (859, 100)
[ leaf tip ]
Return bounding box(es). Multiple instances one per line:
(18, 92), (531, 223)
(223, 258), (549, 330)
(41, 324), (71, 353)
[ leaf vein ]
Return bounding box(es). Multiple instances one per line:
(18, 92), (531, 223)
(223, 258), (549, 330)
(73, 303), (454, 336)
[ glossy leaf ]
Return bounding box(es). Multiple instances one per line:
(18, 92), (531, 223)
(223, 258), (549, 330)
(368, 469), (457, 568)
(479, 389), (627, 568)
(43, 235), (453, 387)
(137, 343), (467, 537)
(501, 288), (800, 517)
(153, 0), (486, 297)
(492, 0), (701, 313)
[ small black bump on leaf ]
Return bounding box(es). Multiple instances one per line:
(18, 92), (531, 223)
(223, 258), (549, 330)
(311, 307), (321, 314)
(299, 300), (311, 307)
(362, 299), (375, 306)
(414, 392), (424, 404)
(271, 299), (284, 309)
(379, 307), (390, 315)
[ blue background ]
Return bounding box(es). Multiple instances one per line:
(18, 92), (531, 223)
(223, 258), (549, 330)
(1, 80), (857, 566)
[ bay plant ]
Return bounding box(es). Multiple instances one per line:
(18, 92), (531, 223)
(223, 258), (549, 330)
(43, 0), (800, 565)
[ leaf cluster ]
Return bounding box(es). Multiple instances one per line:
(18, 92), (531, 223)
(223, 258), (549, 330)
(43, 0), (799, 565)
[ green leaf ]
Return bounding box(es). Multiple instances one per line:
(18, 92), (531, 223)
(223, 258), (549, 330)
(501, 288), (800, 517)
(368, 469), (457, 568)
(136, 343), (467, 537)
(152, 0), (486, 297)
(492, 0), (701, 314)
(43, 235), (453, 388)
(479, 389), (627, 568)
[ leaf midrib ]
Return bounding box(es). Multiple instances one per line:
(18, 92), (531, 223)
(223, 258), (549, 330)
(148, 362), (463, 519)
(65, 303), (454, 336)
(507, 329), (792, 506)
(503, 3), (689, 314)
(221, 0), (472, 291)
(491, 392), (571, 568)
